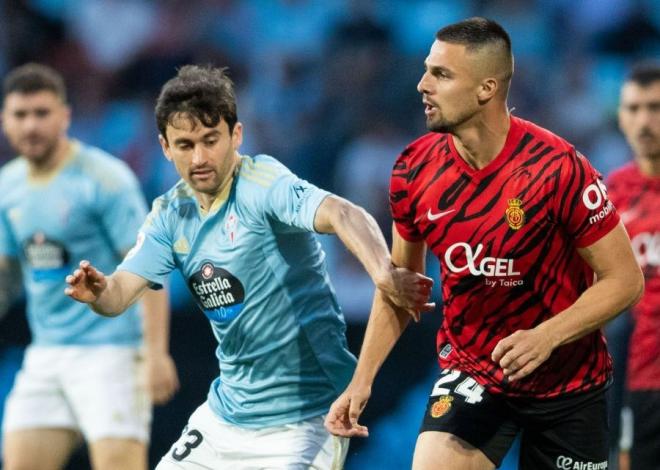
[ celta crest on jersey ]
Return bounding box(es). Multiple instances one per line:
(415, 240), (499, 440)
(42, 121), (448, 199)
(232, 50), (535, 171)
(505, 198), (525, 230)
(23, 232), (70, 280)
(188, 262), (245, 323)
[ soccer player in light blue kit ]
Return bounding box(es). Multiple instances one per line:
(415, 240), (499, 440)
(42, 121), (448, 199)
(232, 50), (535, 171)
(0, 63), (179, 470)
(65, 65), (435, 469)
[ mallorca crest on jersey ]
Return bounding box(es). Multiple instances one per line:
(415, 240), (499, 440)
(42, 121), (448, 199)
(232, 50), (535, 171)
(505, 198), (525, 230)
(430, 395), (454, 418)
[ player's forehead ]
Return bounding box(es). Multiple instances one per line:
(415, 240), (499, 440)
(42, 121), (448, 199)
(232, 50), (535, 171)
(2, 90), (63, 111)
(425, 41), (473, 73)
(166, 113), (228, 139)
(620, 81), (660, 105)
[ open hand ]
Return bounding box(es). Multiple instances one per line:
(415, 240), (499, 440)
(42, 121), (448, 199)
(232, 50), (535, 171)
(64, 260), (107, 303)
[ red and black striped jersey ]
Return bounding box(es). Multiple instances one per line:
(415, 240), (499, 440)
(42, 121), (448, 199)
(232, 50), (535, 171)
(390, 115), (620, 398)
(607, 163), (660, 391)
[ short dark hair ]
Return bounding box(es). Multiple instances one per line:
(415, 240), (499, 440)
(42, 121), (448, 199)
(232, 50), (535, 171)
(155, 65), (238, 140)
(2, 63), (67, 103)
(625, 62), (660, 87)
(435, 17), (511, 55)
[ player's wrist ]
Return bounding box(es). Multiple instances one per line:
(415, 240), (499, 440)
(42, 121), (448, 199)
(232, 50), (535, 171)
(372, 263), (394, 291)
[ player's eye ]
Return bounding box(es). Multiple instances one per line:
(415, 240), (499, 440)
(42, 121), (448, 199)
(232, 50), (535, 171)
(35, 108), (51, 118)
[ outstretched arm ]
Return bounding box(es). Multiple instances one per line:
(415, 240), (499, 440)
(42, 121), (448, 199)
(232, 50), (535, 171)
(325, 227), (428, 437)
(65, 260), (151, 316)
(492, 223), (644, 382)
(314, 195), (434, 318)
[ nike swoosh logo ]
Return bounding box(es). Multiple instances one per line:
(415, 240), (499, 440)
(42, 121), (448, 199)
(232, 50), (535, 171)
(427, 208), (455, 221)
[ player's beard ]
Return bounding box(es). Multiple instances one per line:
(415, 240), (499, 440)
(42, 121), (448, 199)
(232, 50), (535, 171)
(16, 133), (60, 166)
(426, 107), (475, 134)
(633, 128), (660, 161)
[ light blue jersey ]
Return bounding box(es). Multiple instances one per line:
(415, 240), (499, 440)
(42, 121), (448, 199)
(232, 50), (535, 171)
(0, 141), (145, 345)
(119, 154), (356, 427)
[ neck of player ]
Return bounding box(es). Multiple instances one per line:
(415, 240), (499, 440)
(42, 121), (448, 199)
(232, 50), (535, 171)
(28, 137), (73, 177)
(452, 107), (511, 170)
(637, 153), (660, 177)
(196, 153), (240, 212)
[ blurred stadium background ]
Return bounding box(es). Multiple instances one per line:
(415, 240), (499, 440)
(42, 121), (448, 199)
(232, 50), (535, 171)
(0, 0), (658, 469)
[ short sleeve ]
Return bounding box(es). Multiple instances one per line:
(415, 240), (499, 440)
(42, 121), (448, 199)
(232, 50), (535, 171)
(389, 155), (423, 242)
(264, 173), (330, 232)
(95, 165), (149, 255)
(117, 198), (176, 289)
(555, 150), (620, 248)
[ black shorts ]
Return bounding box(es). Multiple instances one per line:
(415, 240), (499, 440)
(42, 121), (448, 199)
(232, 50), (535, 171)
(419, 369), (609, 470)
(628, 390), (660, 470)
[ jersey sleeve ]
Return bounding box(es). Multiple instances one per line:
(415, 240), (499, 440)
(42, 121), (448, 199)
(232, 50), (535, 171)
(95, 164), (149, 255)
(264, 172), (330, 232)
(555, 150), (620, 248)
(117, 198), (176, 289)
(389, 154), (423, 242)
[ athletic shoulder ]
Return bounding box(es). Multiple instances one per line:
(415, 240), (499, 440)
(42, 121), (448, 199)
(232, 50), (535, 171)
(513, 116), (580, 158)
(607, 162), (638, 185)
(236, 154), (292, 199)
(0, 157), (27, 190)
(394, 132), (447, 169)
(154, 179), (196, 214)
(74, 142), (140, 191)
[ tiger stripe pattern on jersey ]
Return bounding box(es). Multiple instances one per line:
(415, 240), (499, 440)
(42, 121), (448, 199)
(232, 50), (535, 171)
(390, 116), (620, 398)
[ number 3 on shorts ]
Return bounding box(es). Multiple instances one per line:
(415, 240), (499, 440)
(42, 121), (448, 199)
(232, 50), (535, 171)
(171, 427), (204, 462)
(430, 370), (485, 404)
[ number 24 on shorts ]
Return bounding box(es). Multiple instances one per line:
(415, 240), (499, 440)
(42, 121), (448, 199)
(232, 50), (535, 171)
(430, 370), (484, 404)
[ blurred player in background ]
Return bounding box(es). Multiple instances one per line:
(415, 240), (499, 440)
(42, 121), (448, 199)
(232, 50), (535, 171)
(0, 63), (179, 470)
(606, 62), (660, 470)
(65, 65), (433, 469)
(326, 17), (644, 470)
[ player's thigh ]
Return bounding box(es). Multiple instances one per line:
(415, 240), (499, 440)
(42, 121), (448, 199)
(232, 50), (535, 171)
(519, 387), (609, 470)
(156, 403), (221, 470)
(2, 347), (79, 435)
(2, 428), (79, 470)
(88, 437), (147, 470)
(629, 390), (660, 470)
(63, 346), (151, 444)
(416, 370), (518, 469)
(413, 431), (495, 470)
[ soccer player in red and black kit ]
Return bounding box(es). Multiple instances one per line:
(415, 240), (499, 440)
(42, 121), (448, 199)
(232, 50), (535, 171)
(607, 63), (660, 470)
(325, 17), (644, 470)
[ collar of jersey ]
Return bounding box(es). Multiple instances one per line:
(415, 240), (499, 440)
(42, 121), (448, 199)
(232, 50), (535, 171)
(27, 139), (79, 186)
(197, 160), (241, 217)
(448, 115), (525, 181)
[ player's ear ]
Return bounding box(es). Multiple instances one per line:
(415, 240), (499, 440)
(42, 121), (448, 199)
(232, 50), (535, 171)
(159, 134), (173, 161)
(477, 77), (498, 104)
(231, 122), (243, 150)
(60, 104), (72, 134)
